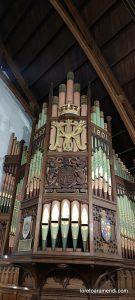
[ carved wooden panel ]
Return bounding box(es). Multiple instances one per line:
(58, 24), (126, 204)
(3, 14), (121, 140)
(19, 269), (35, 289)
(0, 266), (19, 285)
(45, 157), (87, 193)
(93, 205), (118, 255)
(42, 266), (86, 290)
(0, 221), (7, 255)
(117, 269), (135, 290)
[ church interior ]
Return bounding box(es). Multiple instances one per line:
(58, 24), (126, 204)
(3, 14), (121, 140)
(0, 0), (135, 299)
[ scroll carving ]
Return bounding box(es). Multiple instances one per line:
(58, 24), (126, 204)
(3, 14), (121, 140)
(49, 120), (87, 152)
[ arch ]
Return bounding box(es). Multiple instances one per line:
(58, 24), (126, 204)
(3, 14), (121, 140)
(41, 265), (88, 290)
(94, 271), (116, 289)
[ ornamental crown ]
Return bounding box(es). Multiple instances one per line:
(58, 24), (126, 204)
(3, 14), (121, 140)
(59, 103), (80, 116)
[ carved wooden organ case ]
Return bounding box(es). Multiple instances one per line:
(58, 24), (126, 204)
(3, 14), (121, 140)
(6, 71), (134, 261)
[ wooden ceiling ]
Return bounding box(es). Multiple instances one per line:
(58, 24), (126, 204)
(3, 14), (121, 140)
(0, 0), (135, 173)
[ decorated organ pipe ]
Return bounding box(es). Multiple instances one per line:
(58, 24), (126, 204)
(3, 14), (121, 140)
(113, 151), (135, 183)
(52, 96), (58, 117)
(81, 95), (87, 116)
(73, 83), (80, 107)
(0, 134), (22, 214)
(26, 149), (43, 198)
(73, 84), (81, 152)
(95, 100), (100, 127)
(91, 101), (112, 200)
(117, 187), (135, 259)
(71, 201), (80, 251)
(66, 71), (74, 104)
(81, 204), (88, 251)
(59, 84), (66, 107)
(61, 199), (70, 250)
(80, 95), (87, 151)
(41, 203), (51, 250)
(51, 201), (60, 250)
(37, 103), (47, 129)
(25, 103), (48, 199)
(9, 178), (24, 251)
(21, 145), (28, 166)
(7, 133), (15, 155)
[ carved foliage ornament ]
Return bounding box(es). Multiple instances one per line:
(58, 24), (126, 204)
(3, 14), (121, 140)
(43, 267), (86, 289)
(49, 119), (87, 152)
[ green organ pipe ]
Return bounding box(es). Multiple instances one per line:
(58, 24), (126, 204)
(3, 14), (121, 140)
(41, 204), (51, 250)
(61, 219), (70, 250)
(61, 199), (70, 250)
(81, 204), (88, 252)
(51, 201), (60, 250)
(71, 201), (80, 251)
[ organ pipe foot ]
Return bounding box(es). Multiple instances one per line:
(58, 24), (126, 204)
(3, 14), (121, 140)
(41, 224), (49, 250)
(82, 241), (87, 252)
(51, 222), (59, 250)
(42, 239), (47, 251)
(104, 192), (107, 200)
(62, 237), (68, 250)
(61, 220), (69, 250)
(52, 238), (57, 250)
(99, 189), (102, 197)
(95, 188), (98, 196)
(71, 222), (79, 251)
(73, 239), (78, 251)
(81, 225), (88, 252)
(108, 194), (112, 201)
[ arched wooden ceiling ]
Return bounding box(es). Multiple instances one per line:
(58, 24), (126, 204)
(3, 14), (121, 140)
(0, 0), (135, 173)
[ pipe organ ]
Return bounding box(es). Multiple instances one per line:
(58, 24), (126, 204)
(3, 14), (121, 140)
(0, 71), (135, 299)
(0, 71), (134, 258)
(0, 135), (24, 254)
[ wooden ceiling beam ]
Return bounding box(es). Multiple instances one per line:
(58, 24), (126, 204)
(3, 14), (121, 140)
(64, 0), (135, 128)
(0, 39), (40, 114)
(123, 0), (135, 21)
(50, 0), (135, 144)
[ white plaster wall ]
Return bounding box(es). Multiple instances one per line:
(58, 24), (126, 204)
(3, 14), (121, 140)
(0, 78), (32, 184)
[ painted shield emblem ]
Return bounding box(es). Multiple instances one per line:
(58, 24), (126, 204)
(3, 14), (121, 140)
(22, 216), (32, 239)
(101, 212), (111, 242)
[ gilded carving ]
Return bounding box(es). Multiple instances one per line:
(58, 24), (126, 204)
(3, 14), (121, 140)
(49, 120), (87, 152)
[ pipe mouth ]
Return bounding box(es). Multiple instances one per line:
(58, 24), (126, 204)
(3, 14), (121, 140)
(71, 221), (79, 224)
(51, 221), (58, 223)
